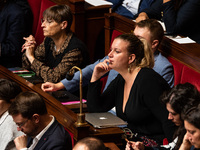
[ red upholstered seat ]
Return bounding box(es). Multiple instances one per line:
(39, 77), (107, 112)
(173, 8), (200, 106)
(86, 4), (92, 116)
(167, 57), (184, 86)
(181, 66), (200, 91)
(100, 75), (108, 93)
(27, 0), (56, 45)
(64, 127), (74, 147)
(27, 0), (41, 36)
(168, 57), (200, 91)
(111, 30), (123, 46)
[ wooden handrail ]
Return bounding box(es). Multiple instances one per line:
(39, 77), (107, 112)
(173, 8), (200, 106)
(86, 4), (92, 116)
(0, 65), (89, 141)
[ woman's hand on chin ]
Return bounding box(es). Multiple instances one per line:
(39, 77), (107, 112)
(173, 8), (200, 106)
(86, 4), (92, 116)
(91, 59), (111, 82)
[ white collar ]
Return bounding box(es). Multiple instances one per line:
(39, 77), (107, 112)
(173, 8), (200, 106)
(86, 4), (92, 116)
(0, 111), (9, 125)
(34, 115), (54, 141)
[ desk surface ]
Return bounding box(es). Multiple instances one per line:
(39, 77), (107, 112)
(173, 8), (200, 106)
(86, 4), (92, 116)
(104, 142), (120, 150)
(0, 65), (124, 145)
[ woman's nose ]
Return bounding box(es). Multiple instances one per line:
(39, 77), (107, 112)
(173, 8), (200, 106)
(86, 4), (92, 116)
(168, 113), (173, 120)
(108, 50), (113, 57)
(41, 22), (45, 27)
(185, 132), (191, 141)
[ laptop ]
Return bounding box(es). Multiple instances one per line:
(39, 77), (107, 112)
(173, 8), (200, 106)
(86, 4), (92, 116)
(85, 112), (127, 128)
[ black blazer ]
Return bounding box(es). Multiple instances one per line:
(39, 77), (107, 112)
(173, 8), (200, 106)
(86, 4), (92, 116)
(0, 1), (32, 67)
(27, 119), (72, 150)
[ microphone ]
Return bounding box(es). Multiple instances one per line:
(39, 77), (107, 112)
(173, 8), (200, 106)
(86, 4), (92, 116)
(67, 66), (87, 126)
(66, 69), (74, 80)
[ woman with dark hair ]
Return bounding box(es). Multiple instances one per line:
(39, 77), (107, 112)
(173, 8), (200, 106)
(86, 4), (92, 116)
(126, 83), (200, 150)
(22, 5), (89, 83)
(160, 83), (200, 150)
(180, 103), (200, 150)
(87, 33), (175, 146)
(135, 0), (200, 43)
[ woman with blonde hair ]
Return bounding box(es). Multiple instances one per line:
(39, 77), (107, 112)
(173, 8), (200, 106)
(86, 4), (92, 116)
(87, 33), (175, 146)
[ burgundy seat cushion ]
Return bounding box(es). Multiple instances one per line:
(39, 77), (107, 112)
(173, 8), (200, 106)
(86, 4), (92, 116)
(27, 0), (41, 36)
(167, 57), (184, 86)
(181, 66), (200, 91)
(110, 30), (123, 46)
(27, 0), (56, 45)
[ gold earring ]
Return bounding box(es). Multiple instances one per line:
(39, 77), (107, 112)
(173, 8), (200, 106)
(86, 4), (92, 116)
(128, 65), (131, 73)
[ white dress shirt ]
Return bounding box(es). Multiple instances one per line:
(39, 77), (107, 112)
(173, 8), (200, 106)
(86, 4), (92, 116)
(20, 115), (54, 150)
(122, 0), (140, 15)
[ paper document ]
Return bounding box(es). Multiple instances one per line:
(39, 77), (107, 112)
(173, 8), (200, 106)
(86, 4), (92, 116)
(167, 36), (196, 44)
(158, 21), (166, 31)
(85, 0), (113, 6)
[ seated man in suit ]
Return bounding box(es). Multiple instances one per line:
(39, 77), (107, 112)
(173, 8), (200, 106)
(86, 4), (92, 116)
(8, 91), (72, 150)
(41, 19), (174, 95)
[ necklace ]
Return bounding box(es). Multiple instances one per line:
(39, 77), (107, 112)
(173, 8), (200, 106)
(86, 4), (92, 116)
(54, 45), (60, 52)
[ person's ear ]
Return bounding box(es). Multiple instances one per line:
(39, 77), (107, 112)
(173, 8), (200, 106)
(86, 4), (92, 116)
(151, 40), (159, 52)
(61, 21), (68, 30)
(128, 54), (136, 64)
(32, 114), (40, 124)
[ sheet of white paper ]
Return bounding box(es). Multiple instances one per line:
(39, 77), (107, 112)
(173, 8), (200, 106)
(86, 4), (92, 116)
(158, 21), (166, 31)
(85, 0), (113, 6)
(167, 36), (196, 44)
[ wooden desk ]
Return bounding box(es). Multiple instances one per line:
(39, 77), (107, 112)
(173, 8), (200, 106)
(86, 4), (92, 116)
(85, 3), (111, 62)
(159, 37), (200, 73)
(0, 66), (124, 145)
(104, 142), (120, 150)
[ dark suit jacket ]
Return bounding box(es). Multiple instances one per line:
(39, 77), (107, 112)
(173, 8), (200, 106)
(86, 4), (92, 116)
(0, 0), (32, 68)
(142, 0), (200, 43)
(27, 119), (72, 150)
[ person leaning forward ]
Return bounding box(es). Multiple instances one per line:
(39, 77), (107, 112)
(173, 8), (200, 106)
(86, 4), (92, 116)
(8, 91), (72, 150)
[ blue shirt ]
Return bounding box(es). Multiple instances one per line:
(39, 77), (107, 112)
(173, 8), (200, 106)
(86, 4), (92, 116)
(61, 51), (174, 93)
